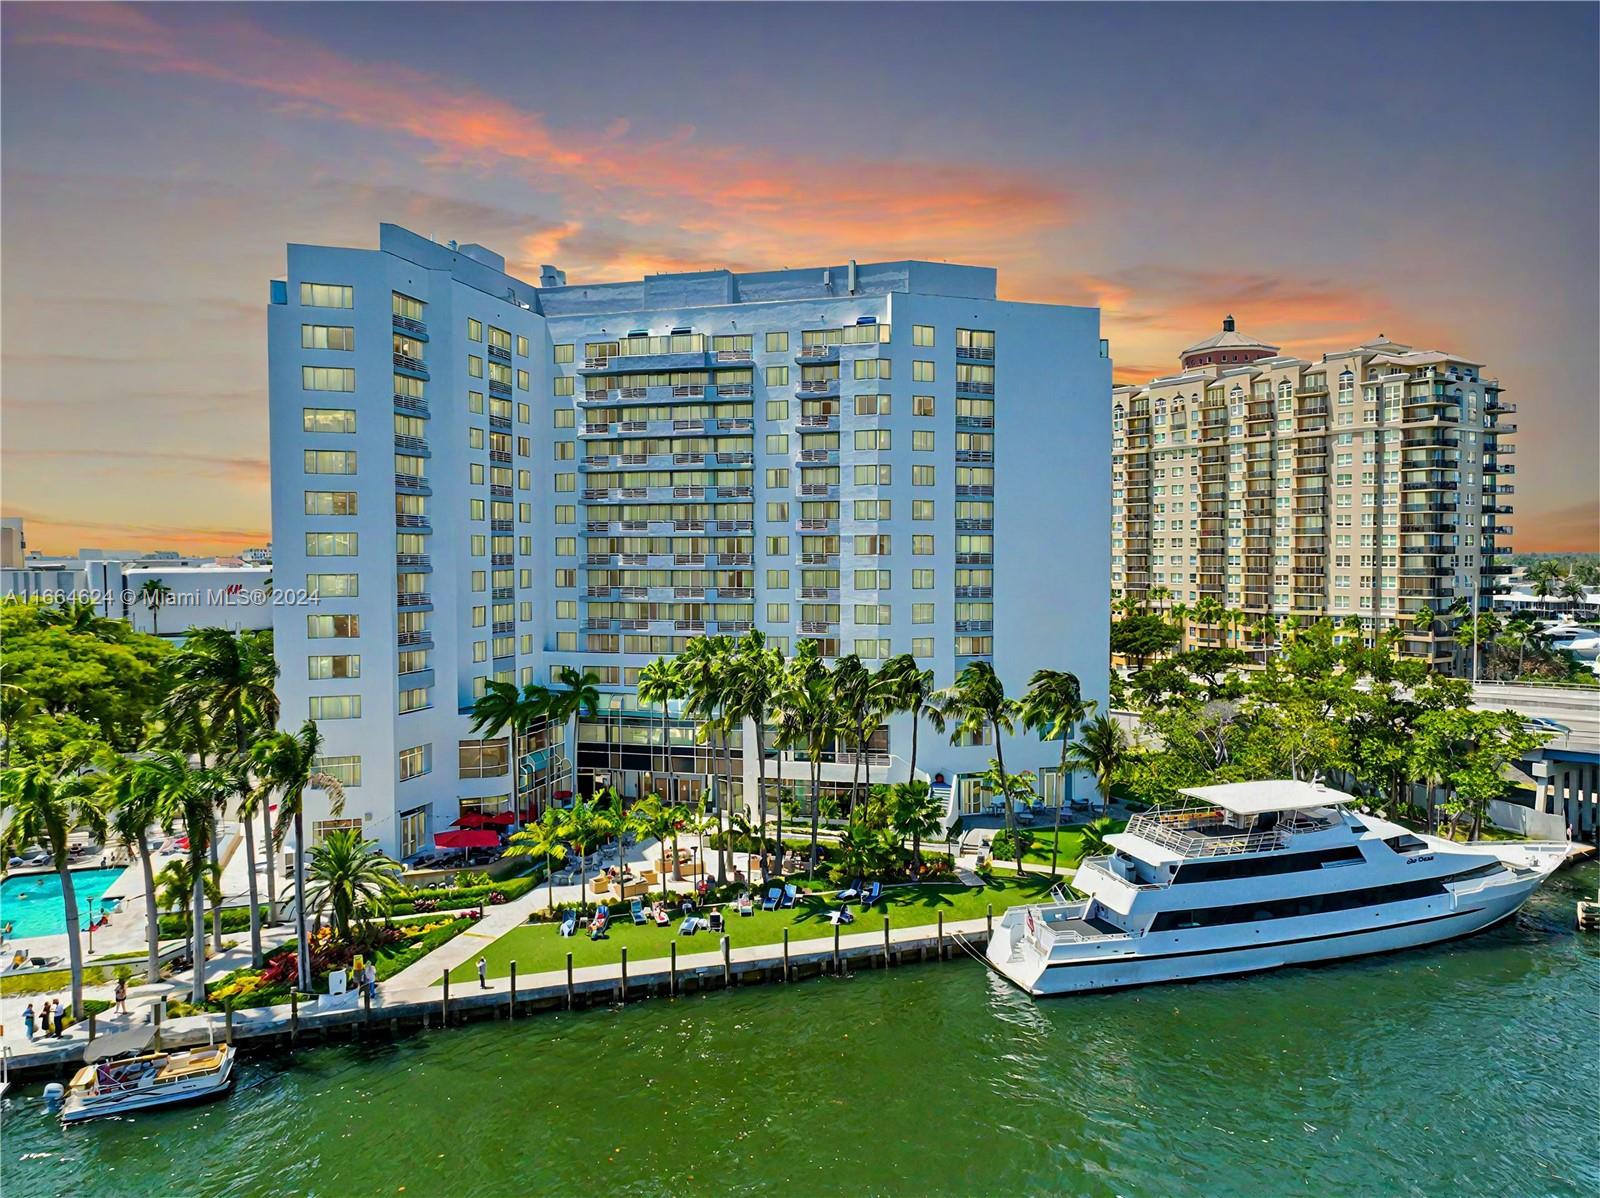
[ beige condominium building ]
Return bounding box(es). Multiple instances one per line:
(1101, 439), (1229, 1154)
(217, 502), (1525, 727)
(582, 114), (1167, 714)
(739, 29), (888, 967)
(1111, 317), (1514, 666)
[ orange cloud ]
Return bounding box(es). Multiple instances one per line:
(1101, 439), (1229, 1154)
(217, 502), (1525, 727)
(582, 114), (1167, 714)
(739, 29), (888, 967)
(9, 3), (1070, 269)
(3, 507), (268, 556)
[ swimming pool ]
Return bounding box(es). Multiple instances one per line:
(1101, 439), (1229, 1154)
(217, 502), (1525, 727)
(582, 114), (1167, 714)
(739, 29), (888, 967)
(1, 868), (128, 939)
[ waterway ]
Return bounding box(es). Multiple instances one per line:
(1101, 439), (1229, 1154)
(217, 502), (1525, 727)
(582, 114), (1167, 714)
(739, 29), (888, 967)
(3, 862), (1595, 1197)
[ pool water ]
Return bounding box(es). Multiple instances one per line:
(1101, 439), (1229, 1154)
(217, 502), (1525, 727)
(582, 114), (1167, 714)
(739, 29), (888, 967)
(0, 868), (128, 939)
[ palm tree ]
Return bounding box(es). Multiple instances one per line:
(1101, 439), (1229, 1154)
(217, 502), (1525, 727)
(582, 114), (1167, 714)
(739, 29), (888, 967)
(877, 655), (936, 783)
(938, 661), (1020, 836)
(251, 722), (345, 993)
(0, 683), (37, 768)
(103, 753), (172, 983)
(1019, 668), (1094, 878)
(678, 635), (736, 879)
(887, 780), (942, 876)
(1410, 605), (1436, 637)
(136, 578), (175, 636)
(39, 598), (121, 638)
(133, 748), (228, 1003)
(304, 829), (401, 941)
(558, 797), (617, 912)
(832, 655), (886, 815)
(979, 760), (1037, 871)
(729, 631), (783, 871)
(774, 642), (840, 877)
(0, 759), (106, 1018)
(635, 657), (682, 793)
(154, 856), (221, 937)
(1075, 815), (1118, 864)
(1193, 596), (1225, 647)
(623, 794), (677, 900)
(547, 666), (601, 803)
(1067, 714), (1129, 817)
(504, 807), (569, 912)
(165, 628), (280, 941)
(470, 678), (551, 823)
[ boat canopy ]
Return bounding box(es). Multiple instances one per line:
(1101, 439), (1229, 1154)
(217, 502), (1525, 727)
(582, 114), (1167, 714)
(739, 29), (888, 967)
(83, 1025), (155, 1063)
(1177, 780), (1354, 817)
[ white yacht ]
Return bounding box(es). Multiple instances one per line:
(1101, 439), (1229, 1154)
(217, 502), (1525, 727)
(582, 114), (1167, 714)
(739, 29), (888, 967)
(1543, 622), (1600, 661)
(59, 1027), (235, 1124)
(989, 780), (1568, 996)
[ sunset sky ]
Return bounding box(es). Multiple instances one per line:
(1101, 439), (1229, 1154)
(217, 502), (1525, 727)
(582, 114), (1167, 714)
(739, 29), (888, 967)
(3, 2), (1595, 554)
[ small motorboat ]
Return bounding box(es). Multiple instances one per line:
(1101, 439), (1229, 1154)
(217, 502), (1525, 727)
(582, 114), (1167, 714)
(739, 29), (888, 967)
(60, 1027), (235, 1124)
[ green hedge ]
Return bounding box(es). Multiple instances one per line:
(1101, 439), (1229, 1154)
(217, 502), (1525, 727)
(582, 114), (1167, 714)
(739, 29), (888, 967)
(158, 905), (269, 937)
(387, 873), (540, 916)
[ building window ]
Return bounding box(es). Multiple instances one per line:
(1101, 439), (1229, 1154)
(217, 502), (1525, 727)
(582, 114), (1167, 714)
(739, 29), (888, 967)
(912, 500), (934, 520)
(311, 756), (362, 787)
(767, 602), (790, 623)
(854, 429), (891, 451)
(308, 695), (362, 720)
(912, 360), (935, 382)
(307, 614), (360, 638)
(300, 282), (353, 308)
(913, 430), (935, 452)
(913, 324), (935, 347)
(554, 343), (574, 363)
(767, 434), (789, 454)
(305, 532), (358, 556)
(306, 573), (358, 598)
(398, 687), (430, 714)
(301, 324), (355, 351)
(913, 535), (934, 555)
(912, 637), (934, 658)
(303, 450), (357, 475)
(307, 654), (360, 679)
(913, 395), (935, 417)
(397, 745), (431, 783)
(302, 366), (355, 392)
(765, 331), (789, 353)
(913, 465), (936, 486)
(459, 739), (510, 778)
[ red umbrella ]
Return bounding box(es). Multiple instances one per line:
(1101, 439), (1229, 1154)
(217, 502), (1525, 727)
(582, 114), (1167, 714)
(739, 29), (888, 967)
(484, 811), (517, 827)
(434, 830), (501, 850)
(452, 813), (496, 829)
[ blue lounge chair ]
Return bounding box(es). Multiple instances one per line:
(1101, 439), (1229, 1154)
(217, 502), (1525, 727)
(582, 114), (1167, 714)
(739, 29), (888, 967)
(858, 881), (882, 907)
(780, 883), (797, 909)
(589, 905), (611, 940)
(828, 906), (855, 926)
(559, 911), (577, 937)
(761, 887), (781, 911)
(630, 898), (647, 925)
(837, 877), (863, 902)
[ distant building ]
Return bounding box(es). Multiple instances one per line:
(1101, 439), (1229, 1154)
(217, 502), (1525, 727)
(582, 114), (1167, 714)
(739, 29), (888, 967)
(1112, 318), (1514, 665)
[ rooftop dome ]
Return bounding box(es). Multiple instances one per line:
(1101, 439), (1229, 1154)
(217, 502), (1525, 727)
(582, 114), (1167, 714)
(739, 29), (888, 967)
(1179, 315), (1279, 369)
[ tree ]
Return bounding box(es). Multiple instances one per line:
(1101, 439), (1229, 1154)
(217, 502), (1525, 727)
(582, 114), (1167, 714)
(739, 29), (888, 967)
(557, 797), (617, 912)
(1075, 816), (1118, 864)
(623, 794), (678, 900)
(635, 657), (682, 791)
(0, 759), (106, 1018)
(504, 806), (568, 912)
(980, 761), (1037, 871)
(0, 601), (170, 750)
(729, 631), (783, 872)
(154, 856), (221, 936)
(547, 666), (601, 800)
(1110, 614), (1181, 668)
(878, 654), (936, 783)
(678, 635), (737, 880)
(887, 780), (942, 876)
(0, 683), (38, 768)
(1411, 708), (1547, 839)
(251, 722), (345, 993)
(938, 661), (1020, 836)
(469, 679), (551, 822)
(1020, 668), (1093, 877)
(103, 752), (173, 983)
(165, 627), (280, 952)
(136, 579), (175, 636)
(304, 829), (401, 942)
(831, 655), (880, 817)
(1067, 714), (1129, 817)
(133, 748), (229, 1003)
(773, 640), (841, 878)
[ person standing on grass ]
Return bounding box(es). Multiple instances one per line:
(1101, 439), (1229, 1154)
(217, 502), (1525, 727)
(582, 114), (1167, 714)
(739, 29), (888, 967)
(477, 957), (489, 989)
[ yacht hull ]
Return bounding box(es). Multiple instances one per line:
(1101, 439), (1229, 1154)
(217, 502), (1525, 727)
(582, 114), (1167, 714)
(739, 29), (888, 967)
(990, 869), (1545, 997)
(61, 1053), (235, 1124)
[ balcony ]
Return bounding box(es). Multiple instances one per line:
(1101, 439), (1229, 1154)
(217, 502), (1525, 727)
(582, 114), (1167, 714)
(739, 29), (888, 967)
(395, 553), (431, 569)
(394, 472), (430, 493)
(795, 344), (839, 363)
(392, 352), (429, 379)
(955, 343), (995, 361)
(955, 379), (995, 397)
(394, 393), (430, 417)
(797, 378), (840, 397)
(397, 629), (432, 648)
(955, 552), (993, 565)
(487, 344), (512, 363)
(395, 514), (430, 530)
(797, 414), (838, 429)
(488, 379), (512, 399)
(393, 312), (427, 337)
(396, 593), (432, 609)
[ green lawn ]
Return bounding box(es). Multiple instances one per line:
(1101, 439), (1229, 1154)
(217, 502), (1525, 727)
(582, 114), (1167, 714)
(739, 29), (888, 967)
(0, 966), (109, 996)
(1015, 820), (1123, 866)
(445, 874), (1062, 983)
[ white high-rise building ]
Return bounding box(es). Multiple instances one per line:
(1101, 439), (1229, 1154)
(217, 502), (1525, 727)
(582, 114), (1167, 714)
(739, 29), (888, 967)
(268, 224), (1110, 858)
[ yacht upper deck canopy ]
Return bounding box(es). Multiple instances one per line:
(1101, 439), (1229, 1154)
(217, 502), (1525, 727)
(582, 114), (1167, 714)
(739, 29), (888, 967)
(1177, 780), (1355, 817)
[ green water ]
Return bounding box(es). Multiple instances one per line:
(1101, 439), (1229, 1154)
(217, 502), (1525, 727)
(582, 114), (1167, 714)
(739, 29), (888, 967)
(4, 863), (1596, 1198)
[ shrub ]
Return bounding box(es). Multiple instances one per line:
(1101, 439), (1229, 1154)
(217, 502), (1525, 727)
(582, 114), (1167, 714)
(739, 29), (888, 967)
(158, 905), (269, 937)
(990, 828), (1035, 862)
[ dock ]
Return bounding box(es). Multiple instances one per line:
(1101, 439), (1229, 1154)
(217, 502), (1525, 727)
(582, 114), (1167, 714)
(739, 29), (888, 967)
(2, 916), (994, 1081)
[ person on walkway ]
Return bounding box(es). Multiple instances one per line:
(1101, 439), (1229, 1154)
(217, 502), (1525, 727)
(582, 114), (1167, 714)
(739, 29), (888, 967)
(52, 1000), (66, 1037)
(114, 977), (128, 1014)
(363, 960), (377, 1001)
(38, 1000), (53, 1039)
(477, 956), (489, 989)
(22, 1003), (35, 1041)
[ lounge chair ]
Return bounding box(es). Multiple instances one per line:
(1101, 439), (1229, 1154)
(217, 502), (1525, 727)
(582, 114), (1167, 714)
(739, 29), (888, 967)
(559, 911), (576, 936)
(680, 914), (702, 935)
(630, 898), (647, 925)
(780, 883), (797, 909)
(828, 907), (855, 926)
(589, 905), (611, 940)
(837, 877), (862, 902)
(708, 910), (725, 934)
(761, 887), (781, 911)
(652, 903), (671, 927)
(858, 881), (882, 907)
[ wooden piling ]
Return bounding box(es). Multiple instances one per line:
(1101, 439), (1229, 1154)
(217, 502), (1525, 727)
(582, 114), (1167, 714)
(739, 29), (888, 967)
(987, 903), (993, 938)
(620, 947), (629, 1003)
(441, 970), (450, 1027)
(566, 952), (575, 1009)
(938, 912), (945, 960)
(287, 993), (296, 1046)
(883, 915), (891, 967)
(87, 1011), (96, 1043)
(509, 962), (518, 1018)
(782, 928), (790, 982)
(833, 921), (841, 973)
(226, 1004), (235, 1044)
(721, 936), (731, 988)
(361, 984), (371, 1027)
(670, 942), (678, 996)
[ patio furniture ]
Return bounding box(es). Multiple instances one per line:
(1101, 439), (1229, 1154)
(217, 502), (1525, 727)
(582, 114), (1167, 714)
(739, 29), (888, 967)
(630, 898), (647, 925)
(828, 907), (855, 926)
(708, 910), (725, 933)
(558, 912), (577, 937)
(738, 893), (755, 916)
(837, 878), (863, 902)
(780, 884), (797, 909)
(858, 881), (882, 907)
(761, 887), (781, 911)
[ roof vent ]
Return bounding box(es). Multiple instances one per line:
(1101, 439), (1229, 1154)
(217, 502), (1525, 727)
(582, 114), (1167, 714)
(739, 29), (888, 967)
(1222, 315), (1236, 332)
